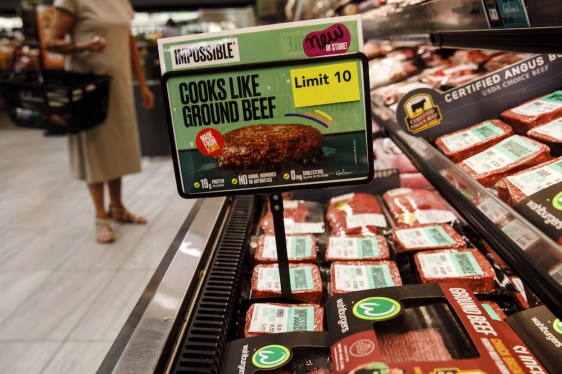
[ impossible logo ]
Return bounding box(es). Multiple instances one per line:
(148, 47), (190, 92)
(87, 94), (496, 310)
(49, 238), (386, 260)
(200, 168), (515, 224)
(352, 297), (402, 321)
(403, 93), (443, 134)
(252, 345), (291, 369)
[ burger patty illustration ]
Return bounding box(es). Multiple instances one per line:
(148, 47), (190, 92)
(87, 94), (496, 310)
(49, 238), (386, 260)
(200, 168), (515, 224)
(215, 124), (323, 168)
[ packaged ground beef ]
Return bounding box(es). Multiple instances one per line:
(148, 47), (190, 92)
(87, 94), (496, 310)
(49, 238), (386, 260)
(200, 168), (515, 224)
(259, 201), (309, 234)
(251, 263), (323, 304)
(378, 328), (453, 362)
(244, 303), (324, 337)
(414, 248), (495, 293)
(527, 117), (562, 144)
(500, 90), (562, 133)
(373, 138), (418, 173)
(325, 235), (390, 262)
(457, 135), (551, 187)
(392, 224), (466, 253)
(326, 193), (386, 236)
(382, 188), (458, 227)
(435, 119), (513, 162)
(495, 157), (562, 206)
(254, 234), (318, 263)
(329, 260), (402, 296)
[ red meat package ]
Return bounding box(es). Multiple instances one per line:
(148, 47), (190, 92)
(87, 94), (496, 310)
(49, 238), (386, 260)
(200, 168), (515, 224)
(325, 235), (390, 262)
(326, 193), (387, 236)
(329, 260), (402, 296)
(259, 200), (308, 234)
(382, 188), (458, 227)
(251, 263), (322, 304)
(392, 224), (466, 253)
(399, 172), (433, 189)
(254, 234), (318, 263)
(457, 135), (551, 187)
(500, 90), (562, 133)
(495, 157), (562, 206)
(527, 117), (562, 144)
(435, 119), (514, 162)
(414, 248), (496, 293)
(244, 302), (324, 337)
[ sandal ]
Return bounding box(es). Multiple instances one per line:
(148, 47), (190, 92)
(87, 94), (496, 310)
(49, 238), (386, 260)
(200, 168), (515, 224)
(96, 218), (115, 243)
(108, 204), (147, 224)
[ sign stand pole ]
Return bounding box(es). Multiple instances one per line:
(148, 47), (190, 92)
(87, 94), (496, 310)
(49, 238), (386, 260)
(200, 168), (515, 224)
(268, 193), (292, 299)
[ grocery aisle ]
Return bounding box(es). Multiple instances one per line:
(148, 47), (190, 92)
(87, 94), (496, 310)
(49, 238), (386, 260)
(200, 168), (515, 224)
(0, 112), (194, 373)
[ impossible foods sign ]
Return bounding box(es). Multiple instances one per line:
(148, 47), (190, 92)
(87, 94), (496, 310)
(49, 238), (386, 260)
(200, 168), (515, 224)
(159, 18), (372, 198)
(162, 54), (371, 198)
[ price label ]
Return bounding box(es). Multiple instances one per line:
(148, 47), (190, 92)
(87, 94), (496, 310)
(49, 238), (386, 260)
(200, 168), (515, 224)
(290, 62), (360, 108)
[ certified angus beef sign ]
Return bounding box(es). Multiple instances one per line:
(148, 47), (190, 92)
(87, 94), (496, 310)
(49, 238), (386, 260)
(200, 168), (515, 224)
(158, 17), (372, 198)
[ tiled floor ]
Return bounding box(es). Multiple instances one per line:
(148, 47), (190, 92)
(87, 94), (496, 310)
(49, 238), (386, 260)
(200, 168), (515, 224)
(0, 116), (195, 373)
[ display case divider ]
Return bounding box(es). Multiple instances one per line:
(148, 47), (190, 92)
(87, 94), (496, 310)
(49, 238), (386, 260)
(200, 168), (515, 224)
(268, 193), (293, 299)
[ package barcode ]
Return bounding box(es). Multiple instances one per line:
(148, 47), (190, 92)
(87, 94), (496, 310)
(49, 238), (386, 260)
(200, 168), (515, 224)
(428, 228), (450, 244)
(456, 253), (477, 275)
(370, 266), (389, 287)
(293, 268), (309, 290)
(292, 309), (309, 331)
(362, 240), (374, 257)
(294, 238), (306, 257)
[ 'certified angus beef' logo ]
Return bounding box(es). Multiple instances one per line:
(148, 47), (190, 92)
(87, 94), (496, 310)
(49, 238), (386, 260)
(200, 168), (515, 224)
(252, 345), (291, 369)
(403, 93), (443, 133)
(352, 297), (402, 321)
(171, 38), (240, 69)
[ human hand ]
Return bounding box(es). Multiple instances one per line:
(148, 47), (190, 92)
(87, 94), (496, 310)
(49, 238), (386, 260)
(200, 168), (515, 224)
(88, 36), (107, 52)
(140, 85), (155, 109)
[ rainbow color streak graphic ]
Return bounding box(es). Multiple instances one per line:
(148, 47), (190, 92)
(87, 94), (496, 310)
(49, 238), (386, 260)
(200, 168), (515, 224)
(285, 109), (333, 128)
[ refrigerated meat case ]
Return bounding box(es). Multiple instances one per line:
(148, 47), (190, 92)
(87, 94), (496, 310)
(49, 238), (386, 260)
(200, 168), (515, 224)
(99, 1), (562, 373)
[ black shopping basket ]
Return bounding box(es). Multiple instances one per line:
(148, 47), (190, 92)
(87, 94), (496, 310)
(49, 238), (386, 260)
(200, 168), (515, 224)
(0, 69), (111, 134)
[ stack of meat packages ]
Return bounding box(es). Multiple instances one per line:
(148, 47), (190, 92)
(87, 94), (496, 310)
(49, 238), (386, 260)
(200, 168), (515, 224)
(244, 185), (538, 339)
(370, 48), (531, 112)
(434, 89), (562, 244)
(245, 201), (325, 338)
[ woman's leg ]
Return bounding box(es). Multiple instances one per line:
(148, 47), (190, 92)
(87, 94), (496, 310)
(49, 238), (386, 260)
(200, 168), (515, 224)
(107, 177), (146, 224)
(88, 182), (107, 218)
(88, 182), (114, 243)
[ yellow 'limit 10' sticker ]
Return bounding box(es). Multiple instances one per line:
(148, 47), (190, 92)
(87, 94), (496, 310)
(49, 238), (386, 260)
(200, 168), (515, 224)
(290, 61), (360, 108)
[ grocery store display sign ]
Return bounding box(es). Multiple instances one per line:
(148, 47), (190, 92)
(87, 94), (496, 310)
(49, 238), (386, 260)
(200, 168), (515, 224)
(396, 54), (562, 140)
(158, 18), (372, 198)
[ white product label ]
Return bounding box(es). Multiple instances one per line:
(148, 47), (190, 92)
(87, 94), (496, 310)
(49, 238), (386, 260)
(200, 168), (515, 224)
(415, 210), (458, 224)
(440, 121), (505, 152)
(549, 263), (562, 286)
(170, 38), (240, 69)
(418, 252), (484, 279)
(346, 214), (387, 229)
(262, 236), (313, 260)
(395, 226), (456, 249)
(328, 237), (381, 259)
(248, 304), (314, 334)
(442, 63), (478, 76)
(385, 188), (412, 197)
(331, 193), (355, 204)
(506, 159), (562, 197)
(334, 263), (394, 291)
(284, 222), (325, 234)
(284, 200), (299, 209)
(256, 266), (314, 291)
(530, 118), (562, 141)
(477, 197), (509, 225)
(511, 92), (562, 116)
(510, 277), (528, 302)
(501, 221), (540, 250)
(462, 136), (539, 175)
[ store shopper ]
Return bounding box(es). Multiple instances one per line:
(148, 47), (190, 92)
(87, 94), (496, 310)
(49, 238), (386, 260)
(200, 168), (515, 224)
(47, 0), (155, 243)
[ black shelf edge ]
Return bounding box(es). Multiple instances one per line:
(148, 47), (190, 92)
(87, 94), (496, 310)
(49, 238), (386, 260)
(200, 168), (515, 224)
(432, 26), (562, 53)
(373, 107), (562, 318)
